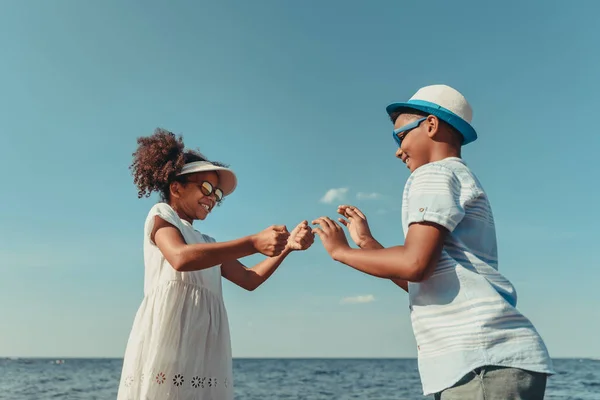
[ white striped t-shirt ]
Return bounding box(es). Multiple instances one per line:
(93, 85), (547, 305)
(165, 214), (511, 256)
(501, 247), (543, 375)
(402, 157), (554, 395)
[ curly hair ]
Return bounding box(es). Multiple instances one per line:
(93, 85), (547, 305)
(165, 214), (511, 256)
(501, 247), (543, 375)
(130, 128), (228, 202)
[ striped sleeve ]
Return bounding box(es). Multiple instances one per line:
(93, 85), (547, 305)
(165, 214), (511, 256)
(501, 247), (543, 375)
(405, 164), (465, 232)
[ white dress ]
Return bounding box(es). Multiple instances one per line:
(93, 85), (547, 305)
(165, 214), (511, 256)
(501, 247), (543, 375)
(117, 203), (233, 400)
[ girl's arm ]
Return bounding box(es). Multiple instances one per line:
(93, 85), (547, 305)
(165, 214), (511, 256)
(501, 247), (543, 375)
(152, 216), (289, 272)
(221, 248), (292, 291)
(221, 221), (314, 291)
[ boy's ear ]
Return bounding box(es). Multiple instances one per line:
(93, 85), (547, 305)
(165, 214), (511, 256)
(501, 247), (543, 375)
(426, 115), (441, 139)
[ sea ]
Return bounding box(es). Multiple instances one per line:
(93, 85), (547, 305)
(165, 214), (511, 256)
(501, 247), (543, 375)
(0, 358), (598, 399)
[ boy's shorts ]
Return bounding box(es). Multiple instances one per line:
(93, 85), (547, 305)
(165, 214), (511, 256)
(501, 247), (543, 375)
(434, 366), (547, 400)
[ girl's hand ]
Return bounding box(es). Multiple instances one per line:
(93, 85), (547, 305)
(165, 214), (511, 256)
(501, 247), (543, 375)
(252, 225), (290, 256)
(337, 205), (375, 248)
(287, 220), (315, 251)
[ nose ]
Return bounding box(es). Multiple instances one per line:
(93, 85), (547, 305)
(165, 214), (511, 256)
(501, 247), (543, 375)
(395, 147), (403, 159)
(203, 193), (217, 205)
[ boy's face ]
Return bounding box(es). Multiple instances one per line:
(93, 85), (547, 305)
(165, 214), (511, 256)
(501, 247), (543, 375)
(394, 114), (432, 173)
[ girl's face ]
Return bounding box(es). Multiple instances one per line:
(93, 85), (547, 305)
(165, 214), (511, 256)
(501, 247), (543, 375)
(171, 171), (221, 223)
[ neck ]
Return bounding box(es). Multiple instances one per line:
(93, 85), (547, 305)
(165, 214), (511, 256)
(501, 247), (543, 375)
(170, 202), (193, 224)
(428, 144), (461, 163)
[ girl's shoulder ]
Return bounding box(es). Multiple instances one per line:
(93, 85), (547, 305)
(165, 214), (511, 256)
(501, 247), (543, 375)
(148, 201), (173, 214)
(146, 202), (180, 224)
(144, 203), (185, 244)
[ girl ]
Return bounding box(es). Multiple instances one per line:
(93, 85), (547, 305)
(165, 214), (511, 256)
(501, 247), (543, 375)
(117, 128), (314, 400)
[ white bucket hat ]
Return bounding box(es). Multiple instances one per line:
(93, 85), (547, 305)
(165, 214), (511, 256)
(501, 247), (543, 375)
(177, 161), (237, 197)
(386, 84), (477, 145)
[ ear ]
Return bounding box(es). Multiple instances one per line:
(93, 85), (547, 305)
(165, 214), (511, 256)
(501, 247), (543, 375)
(170, 181), (183, 199)
(425, 115), (441, 139)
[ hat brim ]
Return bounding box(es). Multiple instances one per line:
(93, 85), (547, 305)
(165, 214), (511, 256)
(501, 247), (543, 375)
(209, 167), (237, 197)
(178, 163), (238, 197)
(386, 100), (477, 145)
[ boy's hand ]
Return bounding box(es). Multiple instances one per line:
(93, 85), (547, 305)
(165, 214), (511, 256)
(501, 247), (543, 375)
(337, 205), (375, 248)
(287, 220), (315, 251)
(312, 217), (351, 259)
(252, 225), (290, 256)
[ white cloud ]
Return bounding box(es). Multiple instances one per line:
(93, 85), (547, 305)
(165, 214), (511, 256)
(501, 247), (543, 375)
(356, 192), (382, 200)
(320, 187), (348, 204)
(340, 294), (376, 305)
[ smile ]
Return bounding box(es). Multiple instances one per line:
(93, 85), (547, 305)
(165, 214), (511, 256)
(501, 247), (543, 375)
(400, 152), (410, 168)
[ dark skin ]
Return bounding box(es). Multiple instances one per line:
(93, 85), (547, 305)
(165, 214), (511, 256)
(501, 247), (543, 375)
(313, 114), (460, 289)
(394, 114), (461, 173)
(312, 215), (446, 284)
(335, 205), (410, 292)
(151, 171), (315, 291)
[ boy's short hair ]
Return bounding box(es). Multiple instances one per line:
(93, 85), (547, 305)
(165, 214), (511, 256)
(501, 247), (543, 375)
(389, 109), (428, 124)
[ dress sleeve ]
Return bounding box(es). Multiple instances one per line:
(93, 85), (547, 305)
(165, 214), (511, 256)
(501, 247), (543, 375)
(144, 202), (184, 245)
(201, 234), (217, 244)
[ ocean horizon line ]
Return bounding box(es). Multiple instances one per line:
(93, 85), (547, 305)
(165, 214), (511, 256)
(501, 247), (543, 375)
(3, 356), (595, 360)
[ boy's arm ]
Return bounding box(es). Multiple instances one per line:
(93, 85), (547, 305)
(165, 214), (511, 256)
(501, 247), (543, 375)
(314, 164), (463, 283)
(336, 205), (409, 291)
(360, 237), (409, 292)
(391, 279), (409, 292)
(313, 218), (447, 282)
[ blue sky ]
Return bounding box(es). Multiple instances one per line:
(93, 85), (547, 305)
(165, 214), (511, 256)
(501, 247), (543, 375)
(1, 1), (598, 359)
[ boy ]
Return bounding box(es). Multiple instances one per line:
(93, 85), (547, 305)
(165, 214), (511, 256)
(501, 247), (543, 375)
(312, 85), (553, 399)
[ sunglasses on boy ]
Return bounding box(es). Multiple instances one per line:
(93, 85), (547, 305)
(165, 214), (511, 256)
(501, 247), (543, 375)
(188, 180), (224, 202)
(392, 117), (427, 147)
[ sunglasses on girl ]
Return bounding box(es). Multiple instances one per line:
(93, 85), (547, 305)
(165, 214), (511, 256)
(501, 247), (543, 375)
(191, 180), (224, 202)
(392, 117), (427, 147)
